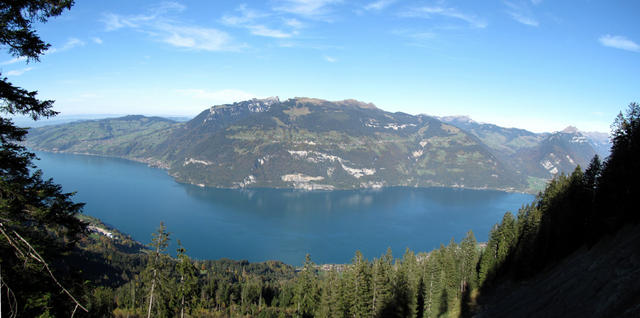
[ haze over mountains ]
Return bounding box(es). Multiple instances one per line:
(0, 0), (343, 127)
(26, 97), (608, 193)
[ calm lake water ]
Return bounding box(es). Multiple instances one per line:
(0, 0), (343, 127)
(35, 151), (533, 265)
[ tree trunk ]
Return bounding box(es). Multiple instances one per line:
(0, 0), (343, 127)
(128, 283), (134, 318)
(147, 270), (156, 318)
(427, 271), (434, 315)
(181, 294), (185, 318)
(180, 274), (185, 318)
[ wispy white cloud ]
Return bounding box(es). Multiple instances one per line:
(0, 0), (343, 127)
(249, 25), (294, 38)
(222, 5), (297, 38)
(392, 29), (437, 40)
(102, 12), (141, 31)
(365, 0), (396, 11)
(399, 6), (487, 29)
(599, 34), (640, 52)
(284, 18), (304, 29)
(1, 37), (85, 65)
(48, 38), (86, 54)
(222, 5), (302, 39)
(102, 0), (186, 30)
(531, 0), (543, 5)
(220, 4), (268, 26)
(0, 56), (27, 65)
(92, 37), (103, 44)
(103, 3), (240, 51)
(323, 55), (337, 62)
(507, 12), (538, 26)
(153, 1), (186, 14)
(175, 89), (257, 104)
(159, 25), (235, 51)
(504, 1), (539, 27)
(6, 67), (33, 76)
(273, 0), (343, 18)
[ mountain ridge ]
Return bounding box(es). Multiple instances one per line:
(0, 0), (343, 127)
(26, 97), (605, 193)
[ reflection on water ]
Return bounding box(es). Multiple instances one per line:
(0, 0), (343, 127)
(35, 151), (533, 265)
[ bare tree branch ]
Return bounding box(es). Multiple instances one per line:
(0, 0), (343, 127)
(0, 222), (88, 314)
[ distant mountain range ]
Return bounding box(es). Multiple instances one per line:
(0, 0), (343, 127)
(25, 97), (610, 193)
(437, 116), (610, 179)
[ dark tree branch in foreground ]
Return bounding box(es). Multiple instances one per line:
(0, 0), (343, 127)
(0, 0), (89, 316)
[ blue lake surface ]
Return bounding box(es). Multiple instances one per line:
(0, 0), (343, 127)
(34, 151), (534, 265)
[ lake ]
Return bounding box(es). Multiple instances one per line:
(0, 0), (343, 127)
(34, 151), (534, 265)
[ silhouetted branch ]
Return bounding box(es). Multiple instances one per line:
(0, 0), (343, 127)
(0, 222), (88, 315)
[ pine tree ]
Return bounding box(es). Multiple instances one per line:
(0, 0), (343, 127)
(583, 155), (602, 191)
(145, 222), (170, 318)
(316, 269), (340, 318)
(496, 212), (516, 266)
(442, 239), (459, 311)
(478, 226), (498, 286)
(422, 249), (442, 318)
(294, 254), (319, 318)
(176, 240), (197, 318)
(460, 230), (478, 292)
(350, 251), (373, 318)
(372, 248), (393, 316)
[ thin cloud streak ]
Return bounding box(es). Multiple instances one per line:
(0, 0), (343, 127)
(221, 5), (297, 39)
(365, 0), (396, 11)
(48, 38), (86, 54)
(159, 24), (235, 51)
(1, 56), (27, 65)
(249, 25), (294, 38)
(399, 6), (487, 29)
(6, 67), (33, 76)
(323, 55), (337, 62)
(103, 4), (241, 51)
(2, 38), (85, 65)
(507, 11), (538, 26)
(598, 34), (640, 52)
(504, 1), (539, 27)
(273, 0), (343, 18)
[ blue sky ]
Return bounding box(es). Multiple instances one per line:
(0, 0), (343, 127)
(2, 0), (639, 133)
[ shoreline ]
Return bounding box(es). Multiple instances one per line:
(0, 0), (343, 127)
(31, 148), (538, 195)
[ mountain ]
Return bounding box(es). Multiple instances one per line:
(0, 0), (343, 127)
(26, 97), (603, 193)
(582, 130), (612, 159)
(439, 116), (606, 187)
(514, 127), (599, 178)
(26, 115), (180, 168)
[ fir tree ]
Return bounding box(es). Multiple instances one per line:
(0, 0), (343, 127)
(294, 254), (319, 318)
(372, 248), (393, 317)
(460, 230), (478, 292)
(145, 222), (170, 318)
(175, 240), (197, 318)
(350, 251), (373, 318)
